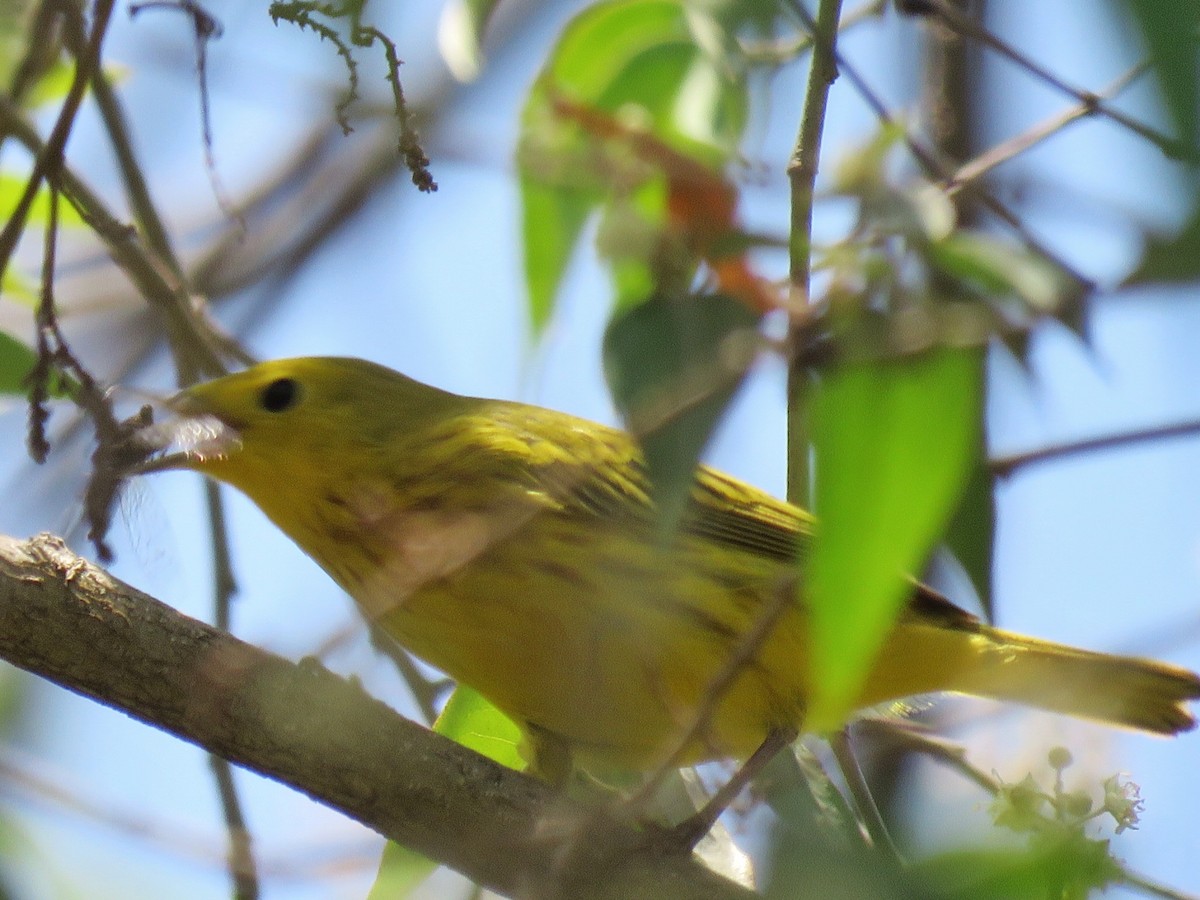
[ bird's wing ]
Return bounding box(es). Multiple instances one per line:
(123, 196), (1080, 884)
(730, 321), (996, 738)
(467, 402), (808, 564)
(464, 401), (982, 630)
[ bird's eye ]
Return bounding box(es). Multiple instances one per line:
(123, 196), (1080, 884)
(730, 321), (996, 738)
(260, 377), (300, 413)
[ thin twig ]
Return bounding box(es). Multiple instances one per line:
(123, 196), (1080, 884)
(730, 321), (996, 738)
(789, 0), (1094, 301)
(947, 62), (1150, 194)
(624, 576), (798, 820)
(0, 0), (117, 286)
(366, 621), (448, 725)
(855, 717), (1002, 793)
(0, 93), (231, 378)
(784, 0), (844, 509)
(202, 481), (258, 900)
(740, 0), (883, 65)
(55, 2), (180, 272)
(129, 0), (241, 221)
(209, 758), (259, 900)
(28, 181), (156, 562)
(927, 0), (1199, 164)
(829, 728), (903, 863)
(1120, 870), (1200, 900)
(206, 482), (238, 632)
(989, 416), (1200, 478)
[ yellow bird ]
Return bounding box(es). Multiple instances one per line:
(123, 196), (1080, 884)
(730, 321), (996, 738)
(144, 356), (1200, 777)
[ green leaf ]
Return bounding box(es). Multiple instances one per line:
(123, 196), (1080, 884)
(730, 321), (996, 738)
(914, 835), (1121, 900)
(764, 775), (910, 899)
(603, 291), (760, 527)
(519, 174), (595, 332)
(367, 687), (522, 899)
(805, 348), (983, 731)
(367, 841), (439, 900)
(1118, 0), (1198, 148)
(929, 233), (1068, 315)
(0, 331), (39, 396)
(1124, 202), (1200, 286)
(436, 0), (503, 81)
(0, 267), (37, 306)
(0, 332), (77, 398)
(517, 0), (749, 332)
(0, 174), (86, 228)
(943, 457), (995, 620)
(432, 685), (524, 770)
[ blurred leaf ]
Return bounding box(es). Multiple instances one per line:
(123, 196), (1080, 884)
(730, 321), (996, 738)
(1118, 0), (1198, 147)
(0, 174), (85, 227)
(915, 835), (1120, 900)
(765, 776), (913, 899)
(518, 0), (749, 332)
(1124, 202), (1200, 286)
(942, 457), (994, 620)
(832, 123), (907, 194)
(603, 291), (760, 526)
(759, 742), (859, 845)
(0, 268), (36, 307)
(0, 332), (76, 398)
(0, 332), (38, 396)
(367, 841), (439, 900)
(368, 687), (522, 898)
(436, 0), (502, 81)
(929, 233), (1068, 315)
(24, 56), (73, 108)
(520, 175), (595, 331)
(24, 59), (129, 110)
(806, 349), (983, 730)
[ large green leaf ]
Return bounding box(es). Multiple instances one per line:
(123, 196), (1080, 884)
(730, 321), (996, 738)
(805, 349), (983, 731)
(603, 291), (760, 526)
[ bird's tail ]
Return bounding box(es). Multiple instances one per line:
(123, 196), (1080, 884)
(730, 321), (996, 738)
(955, 628), (1200, 735)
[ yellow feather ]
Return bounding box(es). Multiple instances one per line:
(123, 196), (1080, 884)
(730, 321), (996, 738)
(155, 357), (1200, 773)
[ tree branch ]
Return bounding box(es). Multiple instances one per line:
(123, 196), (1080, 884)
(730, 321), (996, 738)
(0, 533), (752, 900)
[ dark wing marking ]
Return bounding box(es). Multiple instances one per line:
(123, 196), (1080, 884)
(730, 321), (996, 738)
(685, 468), (808, 564)
(472, 400), (980, 628)
(902, 582), (983, 631)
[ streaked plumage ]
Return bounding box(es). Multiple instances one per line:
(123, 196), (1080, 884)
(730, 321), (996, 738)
(150, 357), (1200, 774)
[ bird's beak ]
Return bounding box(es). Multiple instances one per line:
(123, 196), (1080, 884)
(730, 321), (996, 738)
(128, 390), (243, 475)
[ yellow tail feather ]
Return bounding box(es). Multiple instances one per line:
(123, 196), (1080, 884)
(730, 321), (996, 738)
(957, 629), (1200, 735)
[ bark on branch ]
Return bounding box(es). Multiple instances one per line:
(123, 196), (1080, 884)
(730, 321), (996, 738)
(0, 533), (752, 899)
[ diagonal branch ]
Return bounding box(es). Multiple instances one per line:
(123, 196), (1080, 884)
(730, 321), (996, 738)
(0, 533), (752, 900)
